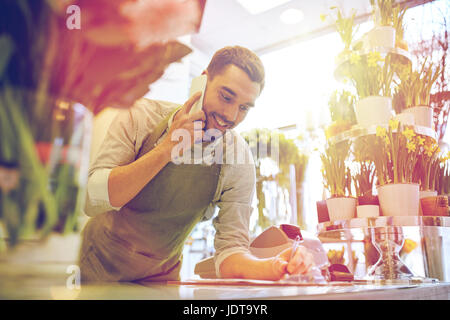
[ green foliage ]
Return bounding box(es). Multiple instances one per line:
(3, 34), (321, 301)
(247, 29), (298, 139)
(323, 7), (359, 51)
(392, 4), (408, 43)
(343, 52), (395, 99)
(370, 0), (396, 26)
(320, 141), (352, 197)
(394, 58), (442, 111)
(241, 129), (309, 230)
(328, 89), (357, 124)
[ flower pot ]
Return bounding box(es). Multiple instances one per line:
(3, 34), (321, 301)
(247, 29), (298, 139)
(367, 26), (396, 49)
(357, 205), (380, 218)
(403, 106), (433, 128)
(326, 197), (356, 221)
(421, 196), (449, 216)
(316, 200), (330, 223)
(355, 96), (393, 127)
(394, 112), (415, 126)
(377, 183), (420, 216)
(358, 194), (379, 206)
(420, 190), (438, 199)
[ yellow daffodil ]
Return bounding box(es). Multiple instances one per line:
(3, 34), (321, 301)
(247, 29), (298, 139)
(367, 51), (382, 68)
(349, 52), (361, 65)
(389, 119), (399, 131)
(376, 126), (387, 138)
(406, 141), (416, 153)
(402, 127), (416, 141)
(416, 136), (425, 146)
(424, 144), (434, 157)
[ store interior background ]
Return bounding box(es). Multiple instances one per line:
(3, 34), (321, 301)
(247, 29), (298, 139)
(4, 0), (449, 280)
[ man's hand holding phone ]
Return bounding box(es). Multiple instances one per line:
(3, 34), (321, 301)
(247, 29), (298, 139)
(161, 92), (206, 157)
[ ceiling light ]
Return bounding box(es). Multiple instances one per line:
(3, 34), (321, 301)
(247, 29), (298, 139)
(280, 8), (304, 25)
(236, 0), (291, 15)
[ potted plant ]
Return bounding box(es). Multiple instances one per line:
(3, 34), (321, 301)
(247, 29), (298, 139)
(321, 141), (356, 221)
(352, 137), (379, 218)
(321, 6), (359, 63)
(368, 0), (396, 49)
(353, 161), (380, 218)
(435, 155), (450, 216)
(343, 52), (395, 127)
(398, 59), (441, 128)
(372, 119), (421, 216)
(414, 138), (448, 216)
(325, 90), (357, 139)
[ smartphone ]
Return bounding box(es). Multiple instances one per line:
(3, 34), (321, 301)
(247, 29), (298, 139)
(188, 75), (207, 115)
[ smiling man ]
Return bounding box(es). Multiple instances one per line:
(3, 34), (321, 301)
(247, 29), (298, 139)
(79, 46), (314, 282)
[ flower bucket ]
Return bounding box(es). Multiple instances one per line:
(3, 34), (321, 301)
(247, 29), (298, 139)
(357, 194), (379, 206)
(316, 200), (330, 223)
(421, 196), (449, 216)
(357, 205), (380, 218)
(403, 106), (433, 128)
(377, 183), (420, 216)
(420, 190), (438, 199)
(355, 96), (393, 127)
(394, 112), (415, 126)
(326, 197), (356, 221)
(367, 26), (396, 49)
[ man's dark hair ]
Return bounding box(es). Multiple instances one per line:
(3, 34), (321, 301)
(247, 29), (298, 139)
(206, 46), (265, 93)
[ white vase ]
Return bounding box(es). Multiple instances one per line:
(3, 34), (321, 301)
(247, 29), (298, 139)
(377, 183), (420, 216)
(367, 26), (396, 49)
(355, 96), (393, 127)
(403, 106), (433, 128)
(394, 112), (415, 126)
(357, 205), (380, 218)
(326, 197), (356, 221)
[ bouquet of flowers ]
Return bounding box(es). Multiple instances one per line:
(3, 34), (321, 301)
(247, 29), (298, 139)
(0, 0), (205, 245)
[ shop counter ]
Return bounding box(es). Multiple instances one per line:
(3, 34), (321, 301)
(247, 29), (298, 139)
(0, 261), (449, 300)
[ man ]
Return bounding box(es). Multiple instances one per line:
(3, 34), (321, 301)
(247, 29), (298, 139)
(79, 46), (314, 282)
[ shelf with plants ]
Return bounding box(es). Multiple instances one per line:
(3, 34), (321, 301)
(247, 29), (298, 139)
(327, 123), (437, 145)
(319, 0), (448, 226)
(334, 46), (412, 81)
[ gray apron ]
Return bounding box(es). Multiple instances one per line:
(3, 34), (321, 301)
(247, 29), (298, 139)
(79, 110), (221, 282)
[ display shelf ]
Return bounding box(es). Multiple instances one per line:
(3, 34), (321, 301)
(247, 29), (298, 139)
(327, 123), (437, 145)
(334, 46), (412, 81)
(318, 216), (450, 233)
(317, 216), (450, 282)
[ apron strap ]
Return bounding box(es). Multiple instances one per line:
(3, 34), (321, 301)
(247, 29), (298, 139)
(137, 106), (182, 157)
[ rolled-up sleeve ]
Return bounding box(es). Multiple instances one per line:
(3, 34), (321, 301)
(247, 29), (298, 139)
(213, 156), (256, 277)
(84, 107), (138, 216)
(84, 99), (178, 217)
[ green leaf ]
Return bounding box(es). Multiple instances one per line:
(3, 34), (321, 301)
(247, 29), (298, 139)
(0, 35), (15, 78)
